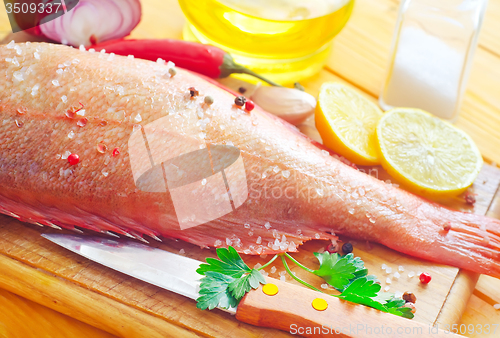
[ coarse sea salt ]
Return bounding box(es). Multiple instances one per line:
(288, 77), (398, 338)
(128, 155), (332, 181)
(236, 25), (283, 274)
(52, 80), (60, 87)
(493, 304), (500, 310)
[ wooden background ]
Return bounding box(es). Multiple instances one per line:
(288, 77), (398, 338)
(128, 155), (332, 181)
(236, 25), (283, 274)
(1, 0), (500, 337)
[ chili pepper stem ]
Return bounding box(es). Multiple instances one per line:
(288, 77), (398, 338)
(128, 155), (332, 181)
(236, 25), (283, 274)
(220, 54), (282, 87)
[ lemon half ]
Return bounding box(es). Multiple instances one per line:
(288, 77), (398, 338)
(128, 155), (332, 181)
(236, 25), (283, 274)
(315, 83), (383, 165)
(376, 108), (483, 198)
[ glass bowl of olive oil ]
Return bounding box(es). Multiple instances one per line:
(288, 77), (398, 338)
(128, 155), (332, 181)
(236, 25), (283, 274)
(179, 0), (354, 84)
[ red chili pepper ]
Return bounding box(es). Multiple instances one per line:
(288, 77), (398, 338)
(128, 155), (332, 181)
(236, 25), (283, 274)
(92, 39), (280, 86)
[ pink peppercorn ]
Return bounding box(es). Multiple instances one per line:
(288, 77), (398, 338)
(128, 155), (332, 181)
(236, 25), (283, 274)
(68, 154), (80, 165)
(419, 272), (431, 284)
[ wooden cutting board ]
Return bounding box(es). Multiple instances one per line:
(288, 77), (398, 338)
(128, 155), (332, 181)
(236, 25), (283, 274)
(0, 115), (499, 337)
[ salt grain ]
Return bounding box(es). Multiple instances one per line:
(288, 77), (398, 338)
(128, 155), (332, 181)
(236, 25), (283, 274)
(61, 151), (71, 159)
(179, 248), (185, 255)
(52, 80), (60, 87)
(79, 45), (86, 52)
(394, 272), (401, 279)
(270, 266), (277, 273)
(282, 170), (290, 178)
(408, 271), (415, 278)
(381, 264), (387, 270)
(67, 131), (75, 139)
(13, 71), (24, 82)
(34, 52), (40, 60)
(384, 286), (390, 292)
(386, 277), (392, 284)
(107, 53), (115, 62)
(398, 265), (405, 272)
(385, 267), (392, 274)
(201, 178), (207, 185)
(321, 283), (328, 289)
(264, 222), (271, 229)
(56, 69), (64, 75)
(493, 304), (500, 310)
(256, 236), (262, 244)
(61, 95), (67, 103)
(6, 40), (15, 49)
(280, 276), (286, 281)
(128, 55), (134, 59)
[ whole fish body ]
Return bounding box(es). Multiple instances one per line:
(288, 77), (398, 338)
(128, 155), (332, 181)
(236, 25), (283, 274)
(0, 43), (499, 278)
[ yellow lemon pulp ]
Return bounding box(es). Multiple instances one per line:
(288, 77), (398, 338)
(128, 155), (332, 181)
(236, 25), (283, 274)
(315, 82), (383, 165)
(376, 108), (483, 198)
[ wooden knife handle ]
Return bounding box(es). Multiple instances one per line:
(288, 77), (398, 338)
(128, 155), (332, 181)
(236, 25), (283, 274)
(235, 277), (462, 338)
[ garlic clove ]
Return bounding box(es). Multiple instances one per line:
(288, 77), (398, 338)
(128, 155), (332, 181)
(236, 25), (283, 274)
(251, 86), (316, 126)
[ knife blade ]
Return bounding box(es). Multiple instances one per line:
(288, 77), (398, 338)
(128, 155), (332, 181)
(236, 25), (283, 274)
(42, 234), (461, 338)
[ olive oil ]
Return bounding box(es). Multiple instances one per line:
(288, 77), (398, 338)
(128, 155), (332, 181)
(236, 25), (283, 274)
(179, 0), (354, 84)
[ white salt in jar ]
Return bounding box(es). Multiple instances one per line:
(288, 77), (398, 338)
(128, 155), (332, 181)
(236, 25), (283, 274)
(379, 0), (488, 122)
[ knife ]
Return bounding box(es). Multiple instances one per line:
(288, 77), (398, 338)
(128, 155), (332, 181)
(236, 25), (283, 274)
(42, 234), (461, 338)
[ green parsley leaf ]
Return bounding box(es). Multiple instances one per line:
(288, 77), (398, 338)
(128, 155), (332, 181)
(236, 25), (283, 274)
(313, 252), (368, 291)
(228, 269), (266, 299)
(196, 271), (239, 310)
(337, 277), (414, 319)
(197, 246), (251, 278)
(196, 246), (267, 311)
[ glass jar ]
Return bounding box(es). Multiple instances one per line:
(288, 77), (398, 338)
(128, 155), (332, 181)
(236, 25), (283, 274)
(379, 0), (488, 122)
(178, 0), (354, 84)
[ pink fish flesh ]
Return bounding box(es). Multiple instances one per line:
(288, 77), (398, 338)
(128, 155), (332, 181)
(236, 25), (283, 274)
(0, 43), (499, 278)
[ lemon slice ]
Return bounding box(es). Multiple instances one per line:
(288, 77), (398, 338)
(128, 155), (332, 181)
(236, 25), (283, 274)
(376, 108), (483, 197)
(315, 82), (383, 165)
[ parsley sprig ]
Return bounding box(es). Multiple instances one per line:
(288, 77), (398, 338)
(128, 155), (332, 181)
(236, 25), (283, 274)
(196, 246), (267, 310)
(196, 247), (413, 319)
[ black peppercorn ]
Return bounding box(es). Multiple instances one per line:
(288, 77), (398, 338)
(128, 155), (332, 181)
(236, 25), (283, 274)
(403, 292), (417, 303)
(238, 87), (247, 94)
(234, 96), (247, 107)
(342, 242), (353, 254)
(189, 87), (199, 97)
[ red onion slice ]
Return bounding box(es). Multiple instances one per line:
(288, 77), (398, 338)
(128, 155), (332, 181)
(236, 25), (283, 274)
(39, 0), (141, 47)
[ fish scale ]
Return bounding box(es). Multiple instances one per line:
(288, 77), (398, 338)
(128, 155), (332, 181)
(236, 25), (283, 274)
(1, 43), (500, 277)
